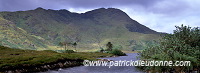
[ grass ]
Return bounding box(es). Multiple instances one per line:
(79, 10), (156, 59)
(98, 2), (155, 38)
(0, 46), (114, 72)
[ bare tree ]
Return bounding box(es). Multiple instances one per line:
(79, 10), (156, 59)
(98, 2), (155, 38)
(67, 31), (81, 51)
(58, 41), (71, 51)
(57, 26), (82, 52)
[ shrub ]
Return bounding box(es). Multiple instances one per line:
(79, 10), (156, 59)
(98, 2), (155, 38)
(138, 25), (200, 72)
(64, 50), (75, 53)
(112, 45), (123, 50)
(42, 50), (57, 53)
(108, 49), (126, 56)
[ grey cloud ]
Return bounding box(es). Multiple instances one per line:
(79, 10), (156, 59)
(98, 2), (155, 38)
(0, 0), (162, 11)
(2, 0), (183, 16)
(148, 0), (191, 16)
(64, 0), (161, 8)
(0, 0), (36, 11)
(0, 0), (199, 33)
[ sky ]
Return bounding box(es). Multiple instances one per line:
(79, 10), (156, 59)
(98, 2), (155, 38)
(0, 0), (200, 33)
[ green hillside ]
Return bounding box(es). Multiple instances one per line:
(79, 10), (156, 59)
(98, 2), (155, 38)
(0, 17), (50, 50)
(0, 7), (161, 51)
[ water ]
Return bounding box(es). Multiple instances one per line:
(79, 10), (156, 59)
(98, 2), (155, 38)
(41, 53), (144, 73)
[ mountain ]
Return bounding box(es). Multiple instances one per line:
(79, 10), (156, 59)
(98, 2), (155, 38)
(0, 17), (48, 49)
(0, 7), (161, 51)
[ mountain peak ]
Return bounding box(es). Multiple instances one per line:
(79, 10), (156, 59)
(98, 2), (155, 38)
(85, 8), (125, 14)
(84, 8), (130, 21)
(35, 7), (46, 11)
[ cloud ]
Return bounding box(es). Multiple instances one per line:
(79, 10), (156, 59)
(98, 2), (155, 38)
(0, 0), (34, 11)
(0, 0), (199, 33)
(117, 0), (200, 33)
(148, 0), (190, 15)
(0, 0), (162, 11)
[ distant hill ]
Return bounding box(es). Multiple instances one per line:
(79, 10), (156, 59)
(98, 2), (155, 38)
(0, 7), (161, 51)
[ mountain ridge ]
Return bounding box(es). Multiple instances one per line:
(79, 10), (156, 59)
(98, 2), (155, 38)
(0, 7), (161, 51)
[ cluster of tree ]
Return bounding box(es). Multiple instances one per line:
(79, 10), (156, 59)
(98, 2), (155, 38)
(99, 42), (112, 52)
(99, 42), (126, 56)
(138, 25), (200, 72)
(58, 35), (80, 52)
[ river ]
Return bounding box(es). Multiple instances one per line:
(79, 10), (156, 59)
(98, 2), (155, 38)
(40, 53), (144, 73)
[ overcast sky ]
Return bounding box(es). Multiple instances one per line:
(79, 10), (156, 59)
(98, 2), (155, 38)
(0, 0), (200, 33)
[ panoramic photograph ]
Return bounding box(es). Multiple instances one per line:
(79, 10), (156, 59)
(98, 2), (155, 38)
(0, 0), (199, 73)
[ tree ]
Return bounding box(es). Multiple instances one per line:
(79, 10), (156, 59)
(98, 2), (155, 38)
(100, 48), (104, 53)
(69, 34), (80, 51)
(58, 42), (71, 51)
(61, 31), (80, 52)
(58, 42), (66, 51)
(139, 25), (200, 72)
(106, 42), (113, 51)
(72, 42), (77, 51)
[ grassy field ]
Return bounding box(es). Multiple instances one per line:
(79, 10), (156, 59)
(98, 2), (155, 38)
(0, 46), (114, 72)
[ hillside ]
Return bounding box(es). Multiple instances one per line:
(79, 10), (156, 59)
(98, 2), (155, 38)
(0, 17), (49, 49)
(0, 7), (161, 51)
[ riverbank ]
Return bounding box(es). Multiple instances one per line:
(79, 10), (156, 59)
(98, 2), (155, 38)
(122, 50), (141, 53)
(0, 46), (114, 73)
(43, 53), (143, 73)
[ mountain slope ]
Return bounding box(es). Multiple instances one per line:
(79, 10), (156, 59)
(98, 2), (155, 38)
(0, 8), (161, 51)
(83, 8), (157, 34)
(0, 17), (50, 49)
